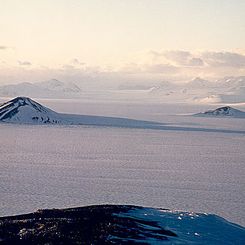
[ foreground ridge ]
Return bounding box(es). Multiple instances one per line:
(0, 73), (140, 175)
(0, 205), (244, 244)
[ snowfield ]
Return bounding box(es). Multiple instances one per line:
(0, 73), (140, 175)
(0, 99), (245, 236)
(0, 97), (162, 128)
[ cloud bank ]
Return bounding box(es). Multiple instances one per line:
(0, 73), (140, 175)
(18, 61), (32, 66)
(201, 52), (245, 67)
(0, 50), (244, 85)
(0, 46), (8, 50)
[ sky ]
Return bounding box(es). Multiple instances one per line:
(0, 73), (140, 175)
(0, 0), (245, 84)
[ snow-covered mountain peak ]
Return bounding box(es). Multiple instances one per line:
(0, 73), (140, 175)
(36, 79), (82, 93)
(39, 79), (63, 88)
(0, 97), (60, 124)
(0, 96), (50, 112)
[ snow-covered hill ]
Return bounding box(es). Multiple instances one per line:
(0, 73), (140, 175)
(194, 106), (245, 118)
(0, 97), (161, 127)
(0, 97), (61, 124)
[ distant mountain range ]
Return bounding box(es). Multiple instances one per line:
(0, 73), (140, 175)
(0, 79), (82, 99)
(0, 76), (244, 103)
(117, 76), (245, 104)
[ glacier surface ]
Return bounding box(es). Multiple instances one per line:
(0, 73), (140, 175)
(0, 100), (244, 232)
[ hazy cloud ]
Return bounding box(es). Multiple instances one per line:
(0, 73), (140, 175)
(164, 50), (190, 63)
(164, 51), (204, 67)
(151, 50), (245, 68)
(150, 50), (204, 67)
(62, 64), (75, 70)
(144, 64), (178, 74)
(71, 58), (85, 66)
(0, 46), (8, 50)
(202, 52), (245, 68)
(18, 60), (32, 66)
(0, 46), (15, 51)
(60, 59), (86, 70)
(120, 63), (142, 74)
(188, 58), (204, 66)
(120, 62), (178, 74)
(1, 50), (245, 85)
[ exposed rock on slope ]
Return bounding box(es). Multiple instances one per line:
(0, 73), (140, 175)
(0, 97), (60, 124)
(0, 205), (177, 244)
(0, 205), (244, 244)
(0, 97), (160, 128)
(194, 106), (245, 118)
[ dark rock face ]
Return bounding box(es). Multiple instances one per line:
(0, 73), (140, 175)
(0, 205), (177, 244)
(0, 97), (49, 120)
(0, 97), (61, 124)
(194, 106), (245, 118)
(204, 106), (232, 116)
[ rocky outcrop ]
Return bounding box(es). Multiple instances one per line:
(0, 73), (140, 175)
(0, 205), (176, 244)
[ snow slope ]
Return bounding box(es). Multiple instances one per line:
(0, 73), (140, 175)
(0, 100), (245, 227)
(1, 97), (245, 135)
(0, 97), (61, 124)
(194, 106), (245, 118)
(115, 206), (245, 244)
(0, 97), (161, 128)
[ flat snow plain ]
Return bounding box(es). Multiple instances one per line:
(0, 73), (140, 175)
(0, 99), (245, 227)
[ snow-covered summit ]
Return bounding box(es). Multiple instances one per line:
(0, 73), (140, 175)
(194, 106), (245, 118)
(0, 97), (60, 124)
(36, 79), (81, 93)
